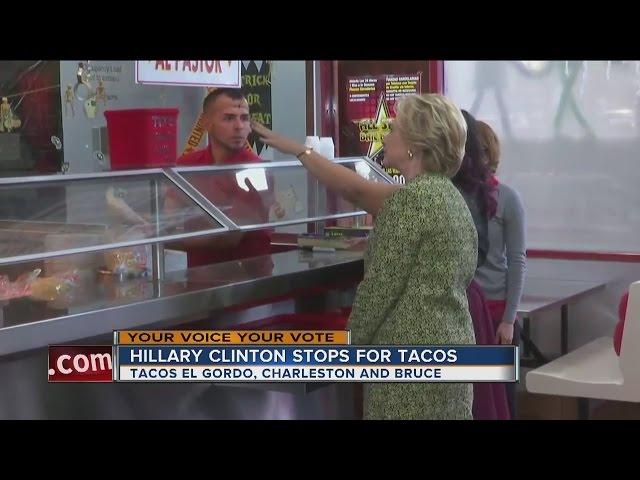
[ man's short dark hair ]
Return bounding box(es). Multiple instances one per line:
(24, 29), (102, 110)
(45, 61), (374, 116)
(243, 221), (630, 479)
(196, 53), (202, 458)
(202, 88), (246, 112)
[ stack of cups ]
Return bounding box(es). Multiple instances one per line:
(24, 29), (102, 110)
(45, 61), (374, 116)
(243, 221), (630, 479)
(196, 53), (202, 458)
(304, 136), (336, 160)
(304, 136), (321, 153)
(317, 137), (335, 160)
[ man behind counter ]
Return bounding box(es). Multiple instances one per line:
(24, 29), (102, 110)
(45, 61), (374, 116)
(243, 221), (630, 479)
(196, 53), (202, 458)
(166, 88), (274, 268)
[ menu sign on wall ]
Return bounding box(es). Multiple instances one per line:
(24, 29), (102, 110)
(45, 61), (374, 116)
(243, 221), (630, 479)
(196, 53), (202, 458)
(345, 73), (421, 184)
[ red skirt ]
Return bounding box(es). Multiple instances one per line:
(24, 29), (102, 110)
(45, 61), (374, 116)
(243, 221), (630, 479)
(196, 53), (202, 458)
(467, 280), (511, 420)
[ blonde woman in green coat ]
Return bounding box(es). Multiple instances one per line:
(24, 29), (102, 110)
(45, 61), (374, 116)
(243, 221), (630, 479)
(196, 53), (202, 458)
(252, 93), (477, 420)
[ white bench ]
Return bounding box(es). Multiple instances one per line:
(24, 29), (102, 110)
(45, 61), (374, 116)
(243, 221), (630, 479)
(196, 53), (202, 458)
(526, 280), (640, 414)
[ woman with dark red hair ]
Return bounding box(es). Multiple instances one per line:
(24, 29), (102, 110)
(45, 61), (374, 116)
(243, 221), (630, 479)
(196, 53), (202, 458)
(452, 111), (511, 420)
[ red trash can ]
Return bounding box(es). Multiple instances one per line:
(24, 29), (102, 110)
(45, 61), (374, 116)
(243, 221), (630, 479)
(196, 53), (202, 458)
(104, 108), (179, 170)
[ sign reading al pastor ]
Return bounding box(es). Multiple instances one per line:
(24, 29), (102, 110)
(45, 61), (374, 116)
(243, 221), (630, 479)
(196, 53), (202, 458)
(135, 61), (241, 88)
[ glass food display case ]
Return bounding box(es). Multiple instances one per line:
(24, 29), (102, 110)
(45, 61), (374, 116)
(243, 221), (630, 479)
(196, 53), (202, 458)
(0, 157), (393, 357)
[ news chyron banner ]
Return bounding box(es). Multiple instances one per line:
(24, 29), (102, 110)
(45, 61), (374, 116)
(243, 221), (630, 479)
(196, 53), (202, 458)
(48, 330), (518, 383)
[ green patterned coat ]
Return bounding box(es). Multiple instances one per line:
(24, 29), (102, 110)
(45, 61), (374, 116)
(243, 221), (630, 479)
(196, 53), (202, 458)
(348, 172), (478, 420)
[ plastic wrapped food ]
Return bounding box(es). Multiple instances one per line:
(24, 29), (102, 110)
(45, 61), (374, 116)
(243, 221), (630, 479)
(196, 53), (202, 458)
(29, 270), (79, 302)
(103, 247), (148, 277)
(0, 268), (42, 300)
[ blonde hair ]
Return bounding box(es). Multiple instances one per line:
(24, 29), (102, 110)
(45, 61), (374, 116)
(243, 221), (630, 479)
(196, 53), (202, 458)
(394, 93), (467, 177)
(476, 120), (500, 173)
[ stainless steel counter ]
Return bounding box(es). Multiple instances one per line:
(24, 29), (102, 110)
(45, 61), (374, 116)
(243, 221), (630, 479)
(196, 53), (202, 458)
(0, 249), (365, 357)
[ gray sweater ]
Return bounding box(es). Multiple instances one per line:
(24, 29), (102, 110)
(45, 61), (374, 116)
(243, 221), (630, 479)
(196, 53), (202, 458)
(475, 183), (527, 325)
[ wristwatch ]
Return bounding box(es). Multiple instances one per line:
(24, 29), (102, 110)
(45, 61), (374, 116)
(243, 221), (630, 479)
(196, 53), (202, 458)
(296, 148), (313, 160)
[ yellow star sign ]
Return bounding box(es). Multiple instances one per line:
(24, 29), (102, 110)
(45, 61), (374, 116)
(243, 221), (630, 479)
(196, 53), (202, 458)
(365, 95), (391, 159)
